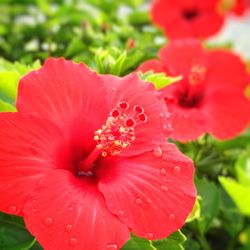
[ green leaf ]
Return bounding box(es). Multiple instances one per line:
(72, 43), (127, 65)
(235, 154), (250, 186)
(0, 58), (40, 106)
(139, 71), (182, 89)
(219, 177), (250, 216)
(219, 188), (244, 237)
(219, 153), (250, 216)
(0, 71), (20, 104)
(152, 231), (186, 250)
(122, 235), (156, 250)
(0, 99), (16, 112)
(186, 197), (201, 223)
(95, 47), (127, 76)
(195, 178), (220, 233)
(0, 212), (36, 250)
(183, 238), (200, 250)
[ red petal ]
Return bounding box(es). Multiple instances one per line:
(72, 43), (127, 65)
(17, 58), (110, 154)
(167, 105), (206, 142)
(137, 59), (167, 73)
(201, 90), (250, 139)
(0, 113), (71, 215)
(159, 39), (207, 79)
(206, 50), (250, 91)
(151, 0), (224, 39)
(24, 170), (130, 250)
(192, 12), (224, 38)
(98, 143), (196, 239)
(101, 73), (172, 156)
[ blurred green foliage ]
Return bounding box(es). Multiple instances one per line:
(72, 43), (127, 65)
(0, 0), (165, 74)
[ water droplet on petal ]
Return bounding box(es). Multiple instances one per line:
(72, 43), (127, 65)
(69, 237), (78, 246)
(161, 185), (168, 192)
(160, 168), (167, 175)
(65, 224), (73, 232)
(169, 213), (175, 220)
(8, 205), (17, 214)
(153, 146), (163, 158)
(147, 198), (152, 204)
(173, 166), (181, 174)
(44, 217), (53, 226)
(69, 206), (74, 211)
(135, 198), (143, 205)
(106, 244), (118, 250)
(16, 190), (21, 194)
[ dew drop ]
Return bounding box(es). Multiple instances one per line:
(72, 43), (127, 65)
(161, 185), (168, 192)
(169, 213), (175, 220)
(69, 237), (78, 246)
(145, 233), (154, 240)
(159, 113), (164, 118)
(44, 217), (53, 226)
(162, 177), (168, 182)
(106, 243), (118, 250)
(160, 168), (167, 175)
(173, 166), (181, 174)
(153, 146), (163, 158)
(135, 198), (143, 205)
(147, 198), (152, 204)
(16, 190), (21, 194)
(65, 224), (73, 232)
(8, 205), (17, 214)
(69, 206), (74, 211)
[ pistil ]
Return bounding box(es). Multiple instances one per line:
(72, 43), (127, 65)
(78, 147), (101, 173)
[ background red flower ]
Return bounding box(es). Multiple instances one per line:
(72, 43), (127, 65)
(151, 0), (225, 39)
(138, 39), (250, 142)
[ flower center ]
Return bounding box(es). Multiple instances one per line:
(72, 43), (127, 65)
(94, 101), (147, 157)
(77, 101), (147, 176)
(182, 8), (199, 21)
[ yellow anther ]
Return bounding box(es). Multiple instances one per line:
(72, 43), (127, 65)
(119, 127), (125, 133)
(114, 140), (120, 146)
(94, 135), (99, 141)
(95, 129), (102, 135)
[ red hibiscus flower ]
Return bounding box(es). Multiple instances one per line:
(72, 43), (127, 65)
(151, 0), (225, 39)
(0, 58), (196, 250)
(231, 0), (250, 15)
(138, 39), (250, 142)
